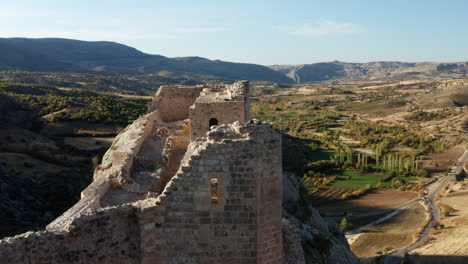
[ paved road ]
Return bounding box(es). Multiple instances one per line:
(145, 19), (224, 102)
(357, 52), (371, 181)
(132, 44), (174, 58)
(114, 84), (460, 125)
(383, 149), (468, 264)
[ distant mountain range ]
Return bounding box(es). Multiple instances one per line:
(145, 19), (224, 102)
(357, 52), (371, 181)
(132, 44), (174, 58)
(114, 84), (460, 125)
(1, 38), (467, 83)
(0, 38), (291, 83)
(269, 61), (468, 83)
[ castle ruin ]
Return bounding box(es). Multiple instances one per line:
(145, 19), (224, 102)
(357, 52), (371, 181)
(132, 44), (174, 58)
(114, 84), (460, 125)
(0, 81), (287, 264)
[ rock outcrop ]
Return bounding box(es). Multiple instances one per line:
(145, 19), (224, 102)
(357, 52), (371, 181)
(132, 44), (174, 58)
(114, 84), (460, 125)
(282, 173), (360, 264)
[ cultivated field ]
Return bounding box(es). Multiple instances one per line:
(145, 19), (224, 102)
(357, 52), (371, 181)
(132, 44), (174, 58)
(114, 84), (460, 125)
(316, 189), (417, 216)
(311, 187), (357, 205)
(351, 203), (426, 258)
(421, 145), (465, 173)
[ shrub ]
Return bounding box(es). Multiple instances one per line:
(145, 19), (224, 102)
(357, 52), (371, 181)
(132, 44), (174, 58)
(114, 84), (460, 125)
(383, 246), (393, 253)
(391, 178), (404, 188)
(375, 181), (383, 188)
(432, 221), (445, 229)
(339, 218), (354, 232)
(439, 203), (455, 217)
(91, 156), (100, 169)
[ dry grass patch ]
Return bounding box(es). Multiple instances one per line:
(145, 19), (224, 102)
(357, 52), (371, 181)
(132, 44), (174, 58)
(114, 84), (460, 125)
(351, 233), (409, 258)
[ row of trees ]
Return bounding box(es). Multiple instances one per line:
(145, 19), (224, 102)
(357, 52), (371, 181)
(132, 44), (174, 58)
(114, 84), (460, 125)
(345, 121), (445, 155)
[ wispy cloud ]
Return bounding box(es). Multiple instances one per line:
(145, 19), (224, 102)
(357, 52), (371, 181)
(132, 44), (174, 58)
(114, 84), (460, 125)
(276, 20), (364, 37)
(175, 27), (225, 33)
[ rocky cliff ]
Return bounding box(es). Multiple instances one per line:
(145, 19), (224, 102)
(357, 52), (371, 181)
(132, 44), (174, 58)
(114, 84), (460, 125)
(282, 173), (360, 264)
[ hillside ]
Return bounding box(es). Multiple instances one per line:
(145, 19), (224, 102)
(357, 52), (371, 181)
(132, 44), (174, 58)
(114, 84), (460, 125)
(0, 38), (292, 83)
(3, 38), (468, 85)
(0, 81), (151, 236)
(270, 61), (468, 83)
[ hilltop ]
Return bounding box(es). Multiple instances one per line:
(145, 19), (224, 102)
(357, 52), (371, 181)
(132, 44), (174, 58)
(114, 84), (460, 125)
(0, 38), (291, 83)
(3, 38), (468, 85)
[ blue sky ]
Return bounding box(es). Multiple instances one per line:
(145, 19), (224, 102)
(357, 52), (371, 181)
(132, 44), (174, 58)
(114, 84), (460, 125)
(2, 0), (468, 65)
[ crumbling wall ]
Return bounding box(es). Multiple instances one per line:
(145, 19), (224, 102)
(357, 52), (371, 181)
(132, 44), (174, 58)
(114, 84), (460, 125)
(47, 111), (161, 230)
(156, 120), (191, 193)
(226, 80), (250, 121)
(137, 123), (282, 264)
(147, 86), (203, 121)
(0, 206), (140, 264)
(98, 111), (161, 183)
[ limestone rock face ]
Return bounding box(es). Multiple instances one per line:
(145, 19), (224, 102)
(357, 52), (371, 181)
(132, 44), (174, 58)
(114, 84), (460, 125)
(282, 173), (360, 264)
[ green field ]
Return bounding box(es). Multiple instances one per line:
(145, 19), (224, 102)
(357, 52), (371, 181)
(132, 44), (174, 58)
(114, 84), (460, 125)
(329, 170), (417, 189)
(329, 170), (382, 188)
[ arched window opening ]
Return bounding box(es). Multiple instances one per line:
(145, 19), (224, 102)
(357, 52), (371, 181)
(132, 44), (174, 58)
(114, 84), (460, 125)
(209, 118), (218, 130)
(211, 177), (219, 203)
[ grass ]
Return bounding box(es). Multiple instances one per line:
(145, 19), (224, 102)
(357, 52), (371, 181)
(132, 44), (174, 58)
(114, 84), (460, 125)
(399, 176), (418, 182)
(329, 170), (418, 189)
(329, 170), (383, 189)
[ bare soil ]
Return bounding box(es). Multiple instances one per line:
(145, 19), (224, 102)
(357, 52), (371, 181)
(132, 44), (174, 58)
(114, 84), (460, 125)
(351, 203), (426, 258)
(425, 145), (465, 161)
(316, 189), (417, 216)
(421, 145), (465, 173)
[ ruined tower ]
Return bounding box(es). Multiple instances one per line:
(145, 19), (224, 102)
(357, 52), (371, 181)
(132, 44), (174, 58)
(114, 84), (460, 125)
(0, 81), (284, 264)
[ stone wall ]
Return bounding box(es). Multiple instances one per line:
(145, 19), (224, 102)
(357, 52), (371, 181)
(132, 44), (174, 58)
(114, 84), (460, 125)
(0, 206), (140, 264)
(189, 101), (246, 140)
(148, 86), (204, 122)
(226, 80), (250, 121)
(0, 80), (360, 264)
(47, 111), (160, 230)
(0, 122), (284, 264)
(137, 123), (283, 264)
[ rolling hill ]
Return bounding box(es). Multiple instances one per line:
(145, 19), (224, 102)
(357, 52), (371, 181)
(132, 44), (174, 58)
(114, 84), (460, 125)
(0, 38), (292, 83)
(2, 38), (468, 84)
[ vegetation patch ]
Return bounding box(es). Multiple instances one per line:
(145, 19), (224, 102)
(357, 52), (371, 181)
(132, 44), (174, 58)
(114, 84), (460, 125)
(0, 81), (148, 125)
